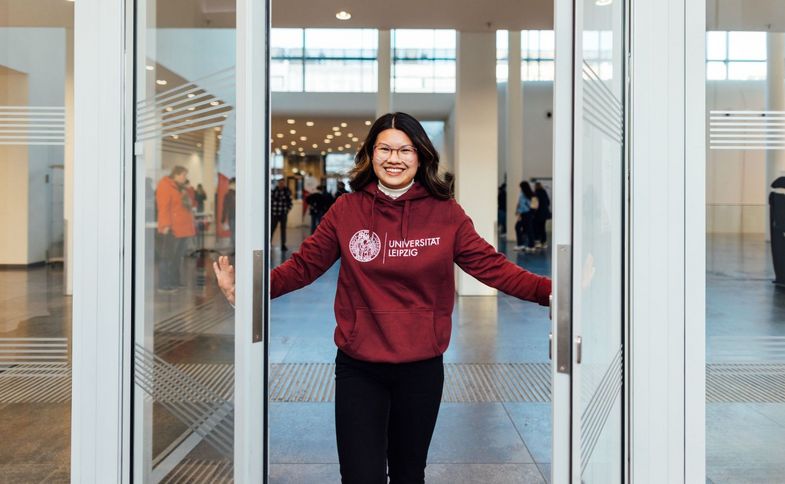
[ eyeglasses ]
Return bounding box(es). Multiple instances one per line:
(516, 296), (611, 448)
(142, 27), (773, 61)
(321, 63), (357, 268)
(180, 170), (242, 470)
(373, 144), (418, 162)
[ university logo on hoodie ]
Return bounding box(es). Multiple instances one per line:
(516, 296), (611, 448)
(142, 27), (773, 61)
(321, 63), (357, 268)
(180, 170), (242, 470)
(349, 230), (381, 262)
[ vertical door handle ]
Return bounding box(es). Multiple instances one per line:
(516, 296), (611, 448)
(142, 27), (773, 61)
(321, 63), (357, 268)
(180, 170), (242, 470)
(556, 244), (572, 374)
(575, 336), (582, 364)
(549, 332), (553, 360)
(252, 249), (264, 343)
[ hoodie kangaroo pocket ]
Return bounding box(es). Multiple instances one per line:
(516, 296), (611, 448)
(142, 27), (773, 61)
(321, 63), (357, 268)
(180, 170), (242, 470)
(346, 308), (440, 363)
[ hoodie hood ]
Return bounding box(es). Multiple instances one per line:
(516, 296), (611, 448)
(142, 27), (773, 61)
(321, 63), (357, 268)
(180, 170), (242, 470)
(361, 181), (431, 241)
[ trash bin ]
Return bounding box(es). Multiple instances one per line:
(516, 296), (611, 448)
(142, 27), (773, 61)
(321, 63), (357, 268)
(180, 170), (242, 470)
(771, 176), (785, 286)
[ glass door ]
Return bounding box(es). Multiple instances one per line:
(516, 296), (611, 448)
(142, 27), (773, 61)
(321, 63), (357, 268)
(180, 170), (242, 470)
(132, 0), (268, 481)
(553, 0), (627, 481)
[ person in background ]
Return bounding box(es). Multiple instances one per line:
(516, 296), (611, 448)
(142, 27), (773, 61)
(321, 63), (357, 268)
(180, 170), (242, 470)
(514, 181), (535, 252)
(195, 183), (207, 213)
(335, 181), (350, 198)
(221, 178), (236, 252)
(156, 165), (196, 291)
(184, 179), (197, 210)
(306, 184), (334, 234)
(533, 181), (552, 250)
(271, 178), (293, 252)
(498, 182), (507, 237)
(213, 112), (551, 484)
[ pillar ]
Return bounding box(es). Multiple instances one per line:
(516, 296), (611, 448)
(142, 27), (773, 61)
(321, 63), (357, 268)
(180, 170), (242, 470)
(377, 29), (392, 118)
(505, 30), (524, 242)
(454, 31), (498, 296)
(766, 32), (785, 240)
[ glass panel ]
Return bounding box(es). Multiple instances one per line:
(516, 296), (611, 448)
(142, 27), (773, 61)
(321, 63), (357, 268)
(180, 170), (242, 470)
(576, 0), (625, 481)
(133, 0), (237, 480)
(392, 29), (456, 93)
(706, 61), (727, 80)
(706, 31), (727, 61)
(0, 2), (73, 478)
(705, 18), (785, 480)
(728, 31), (766, 61)
(727, 61), (767, 80)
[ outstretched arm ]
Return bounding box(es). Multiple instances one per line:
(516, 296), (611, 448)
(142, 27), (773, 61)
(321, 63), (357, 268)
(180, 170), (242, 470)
(453, 207), (551, 306)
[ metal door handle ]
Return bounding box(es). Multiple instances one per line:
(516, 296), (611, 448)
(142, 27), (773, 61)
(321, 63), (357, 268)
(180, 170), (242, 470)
(252, 249), (264, 343)
(549, 332), (553, 360)
(575, 336), (582, 364)
(556, 245), (572, 374)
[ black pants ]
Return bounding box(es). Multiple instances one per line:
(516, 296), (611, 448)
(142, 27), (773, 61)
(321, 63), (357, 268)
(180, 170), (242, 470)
(533, 215), (548, 244)
(335, 350), (444, 484)
(159, 233), (187, 288)
(515, 212), (535, 247)
(270, 213), (287, 247)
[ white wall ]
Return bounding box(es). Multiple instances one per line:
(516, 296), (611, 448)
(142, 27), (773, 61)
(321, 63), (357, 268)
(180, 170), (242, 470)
(0, 28), (66, 264)
(706, 80), (767, 233)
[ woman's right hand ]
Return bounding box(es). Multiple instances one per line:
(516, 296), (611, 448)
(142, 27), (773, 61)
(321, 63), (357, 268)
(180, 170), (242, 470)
(213, 255), (236, 306)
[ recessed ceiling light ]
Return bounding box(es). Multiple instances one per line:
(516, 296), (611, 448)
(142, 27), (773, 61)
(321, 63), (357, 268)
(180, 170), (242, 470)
(332, 126), (340, 131)
(146, 65), (154, 71)
(595, 0), (612, 4)
(352, 137), (359, 142)
(338, 147), (344, 151)
(324, 139), (331, 143)
(171, 135), (179, 139)
(300, 136), (307, 141)
(287, 119), (296, 124)
(298, 147), (304, 151)
(156, 79), (167, 85)
(321, 151), (326, 155)
(187, 93), (195, 98)
(364, 120), (372, 125)
(347, 133), (354, 137)
(188, 107), (195, 111)
(276, 133), (284, 138)
(335, 132), (342, 136)
(336, 10), (351, 20)
(289, 129), (296, 134)
(345, 143), (351, 148)
(217, 135), (223, 140)
(313, 144), (318, 148)
(340, 122), (348, 128)
(210, 101), (220, 106)
(328, 148), (333, 152)
(327, 134), (334, 139)
(290, 141), (296, 145)
(197, 143), (202, 147)
(165, 107), (173, 112)
(214, 127), (221, 131)
(293, 168), (299, 174)
(306, 121), (314, 127)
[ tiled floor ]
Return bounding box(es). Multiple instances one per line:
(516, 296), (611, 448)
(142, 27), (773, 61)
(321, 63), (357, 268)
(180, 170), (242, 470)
(268, 228), (554, 483)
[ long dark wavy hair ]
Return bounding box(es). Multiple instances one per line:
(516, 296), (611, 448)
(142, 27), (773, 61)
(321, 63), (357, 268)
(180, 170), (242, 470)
(349, 112), (453, 200)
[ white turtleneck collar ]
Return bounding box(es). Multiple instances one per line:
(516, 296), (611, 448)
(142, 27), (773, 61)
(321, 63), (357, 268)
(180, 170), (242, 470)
(378, 179), (414, 200)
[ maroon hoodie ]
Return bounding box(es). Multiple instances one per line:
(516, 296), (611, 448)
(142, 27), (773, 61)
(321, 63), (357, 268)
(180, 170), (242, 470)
(271, 182), (552, 363)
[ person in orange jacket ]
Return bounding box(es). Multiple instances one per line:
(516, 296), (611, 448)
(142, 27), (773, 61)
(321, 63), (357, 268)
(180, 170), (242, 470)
(156, 166), (196, 290)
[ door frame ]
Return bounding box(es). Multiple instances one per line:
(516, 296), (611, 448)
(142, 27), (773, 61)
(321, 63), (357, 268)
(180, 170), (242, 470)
(71, 0), (271, 481)
(551, 0), (706, 482)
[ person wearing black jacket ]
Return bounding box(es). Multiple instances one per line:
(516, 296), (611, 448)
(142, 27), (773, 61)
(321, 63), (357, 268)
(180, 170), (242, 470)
(306, 185), (334, 234)
(532, 181), (551, 249)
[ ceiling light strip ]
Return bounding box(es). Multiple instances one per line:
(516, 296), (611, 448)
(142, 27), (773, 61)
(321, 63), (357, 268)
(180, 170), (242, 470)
(136, 68), (234, 106)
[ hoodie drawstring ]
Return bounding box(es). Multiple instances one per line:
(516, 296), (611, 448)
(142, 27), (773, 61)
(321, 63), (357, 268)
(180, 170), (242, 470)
(402, 200), (410, 241)
(369, 190), (378, 235)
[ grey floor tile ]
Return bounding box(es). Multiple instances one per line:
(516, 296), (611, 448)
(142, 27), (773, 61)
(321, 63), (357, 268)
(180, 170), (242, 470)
(425, 463), (546, 484)
(707, 403), (785, 469)
(0, 464), (59, 484)
(269, 403), (338, 464)
(537, 463), (552, 484)
(504, 403), (552, 464)
(268, 463), (341, 484)
(429, 403), (533, 464)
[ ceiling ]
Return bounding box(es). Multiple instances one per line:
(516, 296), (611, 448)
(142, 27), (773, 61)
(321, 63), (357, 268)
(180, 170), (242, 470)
(0, 0), (552, 29)
(270, 116), (372, 156)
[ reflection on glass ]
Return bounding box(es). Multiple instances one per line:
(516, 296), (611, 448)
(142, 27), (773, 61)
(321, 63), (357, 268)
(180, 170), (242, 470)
(0, 3), (74, 478)
(134, 1), (237, 480)
(392, 29), (456, 93)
